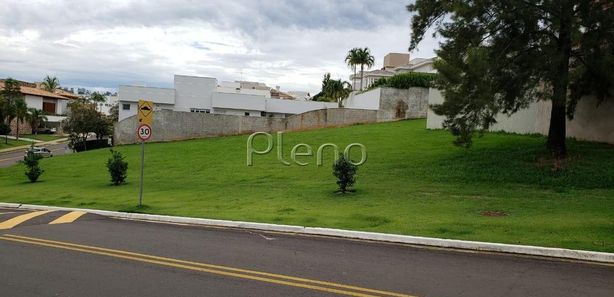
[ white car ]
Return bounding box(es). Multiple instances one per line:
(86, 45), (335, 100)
(25, 147), (53, 158)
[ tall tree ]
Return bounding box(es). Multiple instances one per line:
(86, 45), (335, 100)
(62, 101), (111, 151)
(0, 78), (23, 143)
(408, 0), (614, 157)
(345, 48), (360, 90)
(312, 73), (352, 105)
(89, 92), (106, 112)
(14, 98), (28, 140)
(41, 75), (60, 92)
(27, 108), (48, 135)
(355, 48), (375, 90)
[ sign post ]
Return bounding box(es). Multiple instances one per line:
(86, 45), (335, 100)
(137, 100), (154, 207)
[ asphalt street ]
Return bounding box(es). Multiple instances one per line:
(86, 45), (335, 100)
(0, 142), (70, 168)
(0, 208), (612, 297)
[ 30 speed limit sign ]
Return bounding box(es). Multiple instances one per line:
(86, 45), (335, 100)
(137, 124), (152, 141)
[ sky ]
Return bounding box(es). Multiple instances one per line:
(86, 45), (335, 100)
(0, 0), (439, 94)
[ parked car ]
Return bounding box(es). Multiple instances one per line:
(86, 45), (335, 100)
(24, 147), (53, 158)
(36, 127), (56, 134)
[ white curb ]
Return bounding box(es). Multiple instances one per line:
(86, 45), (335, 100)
(1, 202), (612, 264)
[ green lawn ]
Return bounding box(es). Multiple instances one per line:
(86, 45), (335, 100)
(1, 119), (613, 252)
(21, 134), (65, 142)
(0, 138), (31, 150)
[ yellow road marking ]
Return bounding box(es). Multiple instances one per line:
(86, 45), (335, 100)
(49, 211), (87, 225)
(0, 234), (415, 297)
(0, 211), (52, 230)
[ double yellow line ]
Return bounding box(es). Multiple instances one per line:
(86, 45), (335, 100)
(0, 234), (416, 297)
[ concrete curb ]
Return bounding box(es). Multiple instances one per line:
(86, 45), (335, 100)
(1, 202), (613, 264)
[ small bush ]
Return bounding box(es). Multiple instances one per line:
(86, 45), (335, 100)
(106, 149), (128, 185)
(369, 72), (438, 90)
(332, 153), (358, 193)
(22, 151), (44, 183)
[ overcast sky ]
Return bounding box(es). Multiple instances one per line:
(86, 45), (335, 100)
(0, 0), (439, 94)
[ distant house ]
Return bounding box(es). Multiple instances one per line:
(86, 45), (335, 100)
(0, 80), (75, 134)
(118, 75), (335, 122)
(350, 53), (437, 90)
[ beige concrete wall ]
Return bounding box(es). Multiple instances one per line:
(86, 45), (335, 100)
(383, 53), (409, 69)
(115, 108), (378, 145)
(426, 90), (614, 144)
(377, 87), (429, 120)
(346, 87), (431, 121)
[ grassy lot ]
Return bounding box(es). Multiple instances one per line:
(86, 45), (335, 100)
(0, 119), (613, 252)
(0, 137), (32, 150)
(21, 134), (65, 142)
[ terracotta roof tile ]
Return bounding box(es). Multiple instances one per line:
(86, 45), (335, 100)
(0, 82), (71, 100)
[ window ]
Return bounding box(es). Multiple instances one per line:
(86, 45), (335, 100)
(122, 104), (130, 110)
(260, 111), (266, 117)
(190, 108), (211, 113)
(244, 112), (250, 116)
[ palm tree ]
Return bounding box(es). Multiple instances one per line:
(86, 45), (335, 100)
(27, 108), (48, 135)
(355, 48), (375, 91)
(345, 48), (360, 90)
(14, 98), (28, 140)
(41, 75), (60, 92)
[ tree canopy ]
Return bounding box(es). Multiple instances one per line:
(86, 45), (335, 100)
(408, 0), (614, 157)
(312, 73), (352, 106)
(41, 75), (60, 92)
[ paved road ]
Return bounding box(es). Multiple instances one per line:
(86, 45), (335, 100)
(0, 142), (70, 168)
(0, 208), (612, 297)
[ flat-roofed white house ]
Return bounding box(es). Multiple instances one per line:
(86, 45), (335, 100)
(118, 75), (335, 122)
(350, 53), (437, 90)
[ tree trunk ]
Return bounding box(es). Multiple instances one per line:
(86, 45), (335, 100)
(16, 121), (20, 140)
(546, 1), (573, 158)
(353, 68), (357, 91)
(360, 64), (364, 91)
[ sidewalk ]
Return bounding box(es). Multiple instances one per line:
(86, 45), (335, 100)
(2, 135), (42, 143)
(0, 137), (68, 153)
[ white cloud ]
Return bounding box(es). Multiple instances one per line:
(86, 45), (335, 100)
(0, 0), (440, 94)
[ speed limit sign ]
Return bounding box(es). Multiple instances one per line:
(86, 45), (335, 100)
(137, 124), (152, 141)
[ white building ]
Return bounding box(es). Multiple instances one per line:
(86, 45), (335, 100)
(118, 75), (336, 122)
(350, 53), (437, 91)
(96, 95), (119, 115)
(0, 80), (72, 130)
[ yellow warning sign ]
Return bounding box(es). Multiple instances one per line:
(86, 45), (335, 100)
(138, 100), (154, 125)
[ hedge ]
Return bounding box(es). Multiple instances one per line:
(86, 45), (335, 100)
(368, 72), (438, 90)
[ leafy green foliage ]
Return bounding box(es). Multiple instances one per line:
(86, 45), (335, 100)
(27, 108), (48, 134)
(368, 72), (438, 90)
(407, 1), (614, 156)
(106, 149), (128, 185)
(312, 73), (352, 106)
(22, 151), (43, 183)
(41, 75), (59, 92)
(332, 153), (357, 193)
(63, 101), (112, 150)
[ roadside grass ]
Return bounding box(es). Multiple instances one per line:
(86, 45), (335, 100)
(0, 138), (32, 149)
(21, 134), (64, 142)
(0, 119), (612, 252)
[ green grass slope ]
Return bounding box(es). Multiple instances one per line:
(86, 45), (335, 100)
(1, 119), (613, 252)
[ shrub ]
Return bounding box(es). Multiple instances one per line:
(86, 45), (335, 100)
(22, 151), (44, 183)
(332, 153), (357, 193)
(106, 149), (128, 185)
(369, 72), (438, 90)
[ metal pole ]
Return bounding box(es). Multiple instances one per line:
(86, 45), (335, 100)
(139, 140), (144, 206)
